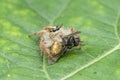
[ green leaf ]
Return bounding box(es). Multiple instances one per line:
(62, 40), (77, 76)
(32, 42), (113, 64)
(0, 0), (120, 80)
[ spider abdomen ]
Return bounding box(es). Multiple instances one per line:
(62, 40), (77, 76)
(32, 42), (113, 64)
(50, 41), (62, 55)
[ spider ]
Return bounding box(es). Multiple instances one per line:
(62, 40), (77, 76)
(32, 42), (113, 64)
(29, 25), (82, 64)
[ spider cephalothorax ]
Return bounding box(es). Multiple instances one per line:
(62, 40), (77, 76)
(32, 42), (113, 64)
(29, 25), (82, 64)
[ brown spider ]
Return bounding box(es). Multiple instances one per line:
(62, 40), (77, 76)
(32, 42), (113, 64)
(29, 25), (82, 64)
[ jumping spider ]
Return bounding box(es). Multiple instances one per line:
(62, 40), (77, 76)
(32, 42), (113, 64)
(29, 25), (82, 64)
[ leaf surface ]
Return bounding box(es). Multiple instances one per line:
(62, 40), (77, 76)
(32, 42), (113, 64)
(0, 0), (120, 80)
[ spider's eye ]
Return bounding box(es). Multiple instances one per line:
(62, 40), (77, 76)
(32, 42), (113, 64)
(52, 29), (56, 32)
(56, 28), (60, 31)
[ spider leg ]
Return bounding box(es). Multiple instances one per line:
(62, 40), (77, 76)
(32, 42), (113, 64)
(53, 47), (68, 62)
(28, 31), (45, 38)
(40, 49), (44, 61)
(70, 28), (81, 40)
(28, 32), (40, 37)
(40, 41), (56, 62)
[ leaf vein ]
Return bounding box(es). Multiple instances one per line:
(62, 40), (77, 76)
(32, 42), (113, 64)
(42, 55), (51, 80)
(50, 0), (71, 24)
(24, 0), (50, 22)
(114, 10), (120, 42)
(61, 43), (120, 80)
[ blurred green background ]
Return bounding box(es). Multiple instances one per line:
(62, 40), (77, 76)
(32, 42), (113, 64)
(0, 0), (120, 80)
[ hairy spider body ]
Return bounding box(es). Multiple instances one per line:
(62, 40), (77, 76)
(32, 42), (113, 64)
(29, 25), (82, 64)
